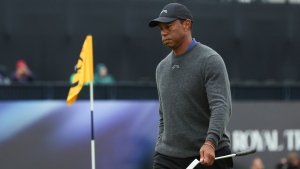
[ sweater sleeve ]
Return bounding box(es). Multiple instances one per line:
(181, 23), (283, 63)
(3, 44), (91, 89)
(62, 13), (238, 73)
(157, 89), (164, 138)
(156, 66), (164, 141)
(204, 54), (232, 147)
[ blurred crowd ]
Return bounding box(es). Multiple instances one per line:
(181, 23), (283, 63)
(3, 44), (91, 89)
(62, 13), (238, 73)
(250, 152), (300, 169)
(0, 60), (35, 85)
(276, 152), (300, 169)
(1, 60), (115, 85)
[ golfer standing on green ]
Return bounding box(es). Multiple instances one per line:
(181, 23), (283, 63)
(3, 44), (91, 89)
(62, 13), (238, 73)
(149, 3), (233, 169)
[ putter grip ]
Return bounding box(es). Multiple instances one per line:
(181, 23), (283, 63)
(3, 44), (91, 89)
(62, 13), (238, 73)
(186, 159), (199, 169)
(235, 148), (256, 156)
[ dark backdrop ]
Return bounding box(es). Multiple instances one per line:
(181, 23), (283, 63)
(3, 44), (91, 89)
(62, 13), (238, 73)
(1, 0), (300, 82)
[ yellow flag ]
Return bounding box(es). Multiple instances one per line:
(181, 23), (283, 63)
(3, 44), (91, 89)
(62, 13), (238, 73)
(66, 35), (94, 106)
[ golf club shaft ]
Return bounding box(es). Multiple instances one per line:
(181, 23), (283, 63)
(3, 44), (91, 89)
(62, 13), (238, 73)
(215, 154), (236, 160)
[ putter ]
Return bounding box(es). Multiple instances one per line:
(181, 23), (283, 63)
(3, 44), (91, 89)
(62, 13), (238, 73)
(186, 148), (256, 169)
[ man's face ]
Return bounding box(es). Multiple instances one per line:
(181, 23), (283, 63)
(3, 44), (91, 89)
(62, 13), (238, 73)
(99, 67), (107, 77)
(16, 65), (29, 75)
(158, 20), (186, 50)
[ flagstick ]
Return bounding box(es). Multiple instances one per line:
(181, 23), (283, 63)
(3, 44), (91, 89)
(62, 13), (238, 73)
(89, 82), (96, 169)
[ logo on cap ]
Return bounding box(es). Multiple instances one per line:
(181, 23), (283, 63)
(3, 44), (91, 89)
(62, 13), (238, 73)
(172, 65), (180, 69)
(160, 10), (167, 14)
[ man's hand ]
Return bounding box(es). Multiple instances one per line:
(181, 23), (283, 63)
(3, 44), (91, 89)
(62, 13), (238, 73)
(199, 140), (215, 166)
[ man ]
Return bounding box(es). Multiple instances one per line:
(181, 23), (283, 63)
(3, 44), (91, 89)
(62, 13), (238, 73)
(287, 152), (300, 169)
(149, 3), (233, 169)
(10, 60), (35, 83)
(93, 63), (115, 85)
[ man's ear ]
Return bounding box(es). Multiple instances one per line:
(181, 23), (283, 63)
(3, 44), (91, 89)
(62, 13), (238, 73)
(183, 19), (192, 31)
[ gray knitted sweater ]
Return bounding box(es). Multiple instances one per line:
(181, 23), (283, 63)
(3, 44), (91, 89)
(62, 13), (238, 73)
(155, 42), (232, 158)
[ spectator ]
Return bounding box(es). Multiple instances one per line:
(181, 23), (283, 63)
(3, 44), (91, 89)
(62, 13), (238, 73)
(93, 63), (115, 85)
(10, 60), (35, 84)
(69, 64), (89, 85)
(69, 64), (78, 84)
(0, 64), (10, 85)
(276, 157), (288, 169)
(287, 152), (300, 169)
(250, 157), (264, 169)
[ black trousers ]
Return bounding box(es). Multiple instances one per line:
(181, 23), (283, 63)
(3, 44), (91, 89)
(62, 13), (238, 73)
(153, 147), (233, 169)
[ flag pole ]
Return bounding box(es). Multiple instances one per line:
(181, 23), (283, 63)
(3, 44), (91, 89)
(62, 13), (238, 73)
(90, 82), (96, 169)
(66, 34), (95, 168)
